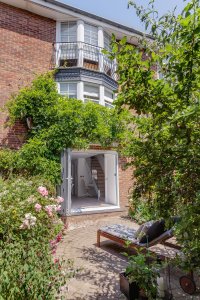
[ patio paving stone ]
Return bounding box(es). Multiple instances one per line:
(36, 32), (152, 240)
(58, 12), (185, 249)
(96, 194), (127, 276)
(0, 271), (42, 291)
(56, 215), (200, 300)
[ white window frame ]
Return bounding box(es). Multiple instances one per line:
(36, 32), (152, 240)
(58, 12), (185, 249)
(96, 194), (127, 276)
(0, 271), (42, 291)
(104, 32), (111, 51)
(84, 23), (98, 46)
(84, 83), (100, 104)
(84, 23), (99, 62)
(59, 22), (78, 62)
(59, 82), (77, 99)
(60, 21), (77, 43)
(104, 88), (115, 108)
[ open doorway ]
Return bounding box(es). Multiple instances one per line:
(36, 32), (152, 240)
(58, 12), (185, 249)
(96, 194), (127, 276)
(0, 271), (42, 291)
(61, 149), (119, 214)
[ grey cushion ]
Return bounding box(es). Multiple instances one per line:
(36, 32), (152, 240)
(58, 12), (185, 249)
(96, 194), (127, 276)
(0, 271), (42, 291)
(139, 219), (166, 244)
(135, 220), (154, 242)
(100, 224), (138, 243)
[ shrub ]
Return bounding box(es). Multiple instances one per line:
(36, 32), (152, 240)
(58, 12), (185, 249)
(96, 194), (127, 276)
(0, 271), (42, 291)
(0, 240), (69, 300)
(113, 0), (200, 271)
(0, 176), (73, 299)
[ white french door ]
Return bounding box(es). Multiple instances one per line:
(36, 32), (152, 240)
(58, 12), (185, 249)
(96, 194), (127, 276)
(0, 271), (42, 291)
(61, 149), (119, 215)
(104, 153), (119, 206)
(61, 148), (72, 215)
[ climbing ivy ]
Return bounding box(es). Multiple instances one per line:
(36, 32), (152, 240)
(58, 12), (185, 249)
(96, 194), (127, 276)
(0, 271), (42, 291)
(3, 72), (129, 183)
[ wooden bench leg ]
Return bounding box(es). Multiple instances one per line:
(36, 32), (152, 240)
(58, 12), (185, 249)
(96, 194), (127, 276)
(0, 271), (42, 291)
(97, 230), (101, 247)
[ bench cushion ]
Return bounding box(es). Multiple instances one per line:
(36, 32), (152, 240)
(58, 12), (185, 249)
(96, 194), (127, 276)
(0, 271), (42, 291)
(100, 224), (138, 243)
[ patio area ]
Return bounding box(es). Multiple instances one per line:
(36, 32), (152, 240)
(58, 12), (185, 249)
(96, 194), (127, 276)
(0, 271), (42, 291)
(56, 215), (200, 300)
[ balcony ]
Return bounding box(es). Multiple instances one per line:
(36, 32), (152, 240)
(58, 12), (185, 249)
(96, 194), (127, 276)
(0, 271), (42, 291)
(52, 42), (118, 81)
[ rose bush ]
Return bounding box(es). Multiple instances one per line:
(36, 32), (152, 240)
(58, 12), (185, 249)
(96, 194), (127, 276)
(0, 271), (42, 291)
(0, 176), (73, 299)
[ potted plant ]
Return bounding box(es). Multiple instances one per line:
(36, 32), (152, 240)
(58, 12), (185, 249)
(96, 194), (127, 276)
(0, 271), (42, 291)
(120, 250), (161, 300)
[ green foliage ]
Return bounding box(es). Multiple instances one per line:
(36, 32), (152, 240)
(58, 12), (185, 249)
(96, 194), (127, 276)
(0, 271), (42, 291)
(7, 72), (59, 131)
(129, 199), (156, 224)
(0, 176), (73, 299)
(124, 250), (160, 299)
(0, 240), (69, 300)
(0, 149), (19, 177)
(113, 0), (200, 270)
(5, 72), (129, 183)
(175, 193), (200, 273)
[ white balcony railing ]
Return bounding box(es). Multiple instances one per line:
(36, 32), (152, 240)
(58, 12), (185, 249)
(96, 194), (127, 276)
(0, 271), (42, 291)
(53, 42), (118, 81)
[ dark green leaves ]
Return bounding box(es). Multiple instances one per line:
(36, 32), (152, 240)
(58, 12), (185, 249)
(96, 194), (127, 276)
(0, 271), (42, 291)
(114, 0), (200, 271)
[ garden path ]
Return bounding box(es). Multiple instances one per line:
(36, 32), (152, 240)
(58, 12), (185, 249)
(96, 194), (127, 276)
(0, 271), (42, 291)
(56, 215), (200, 300)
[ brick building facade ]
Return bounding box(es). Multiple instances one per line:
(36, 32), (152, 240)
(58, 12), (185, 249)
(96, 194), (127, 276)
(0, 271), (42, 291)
(0, 2), (56, 148)
(0, 0), (146, 215)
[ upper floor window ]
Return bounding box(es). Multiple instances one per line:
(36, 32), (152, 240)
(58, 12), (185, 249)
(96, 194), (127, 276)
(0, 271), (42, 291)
(61, 22), (77, 43)
(104, 32), (111, 51)
(105, 101), (114, 109)
(105, 88), (114, 100)
(105, 88), (114, 108)
(84, 83), (99, 104)
(59, 82), (77, 98)
(84, 23), (98, 46)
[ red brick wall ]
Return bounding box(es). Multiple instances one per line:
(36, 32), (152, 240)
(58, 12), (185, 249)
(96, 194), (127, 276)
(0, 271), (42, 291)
(0, 2), (56, 148)
(118, 156), (133, 211)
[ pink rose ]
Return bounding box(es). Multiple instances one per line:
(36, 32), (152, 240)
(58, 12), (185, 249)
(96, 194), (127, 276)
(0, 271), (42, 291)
(37, 186), (48, 197)
(55, 196), (64, 204)
(35, 203), (42, 212)
(44, 205), (53, 217)
(56, 205), (61, 212)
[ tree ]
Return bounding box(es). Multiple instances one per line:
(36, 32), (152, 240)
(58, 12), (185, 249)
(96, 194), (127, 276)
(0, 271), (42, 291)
(112, 0), (200, 271)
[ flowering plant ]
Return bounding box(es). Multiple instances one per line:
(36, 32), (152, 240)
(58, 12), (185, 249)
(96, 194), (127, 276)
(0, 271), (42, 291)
(0, 176), (73, 299)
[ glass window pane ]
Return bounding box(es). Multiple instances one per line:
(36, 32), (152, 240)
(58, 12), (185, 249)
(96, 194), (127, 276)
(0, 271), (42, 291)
(84, 23), (98, 46)
(84, 84), (99, 96)
(61, 22), (77, 42)
(104, 32), (111, 50)
(59, 83), (77, 98)
(105, 88), (113, 99)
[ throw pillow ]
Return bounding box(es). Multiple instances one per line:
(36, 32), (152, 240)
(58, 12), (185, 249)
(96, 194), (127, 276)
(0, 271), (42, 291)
(135, 220), (154, 241)
(139, 219), (166, 244)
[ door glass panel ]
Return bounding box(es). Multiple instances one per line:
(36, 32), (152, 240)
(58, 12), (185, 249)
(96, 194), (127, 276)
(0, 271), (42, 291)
(61, 149), (71, 215)
(104, 153), (118, 205)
